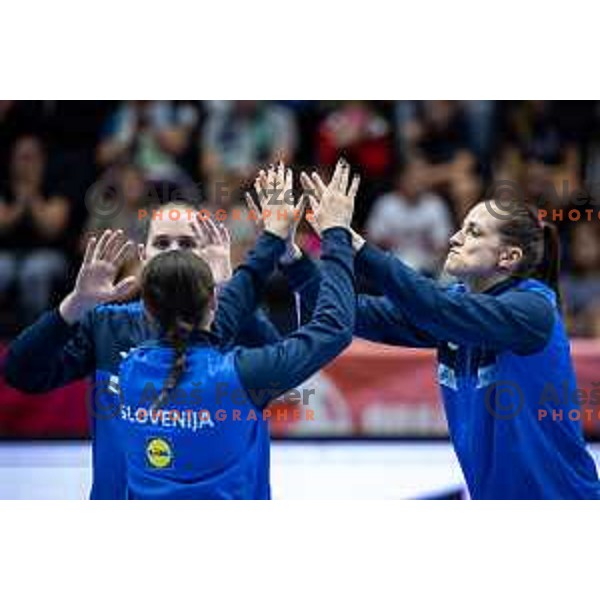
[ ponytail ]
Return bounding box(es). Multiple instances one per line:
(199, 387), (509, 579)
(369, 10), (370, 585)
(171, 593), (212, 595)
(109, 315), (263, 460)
(141, 250), (215, 411)
(492, 199), (563, 311)
(537, 221), (562, 308)
(152, 319), (194, 410)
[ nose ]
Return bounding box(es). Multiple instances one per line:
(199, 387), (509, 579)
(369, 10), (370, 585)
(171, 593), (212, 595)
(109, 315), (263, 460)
(449, 230), (463, 249)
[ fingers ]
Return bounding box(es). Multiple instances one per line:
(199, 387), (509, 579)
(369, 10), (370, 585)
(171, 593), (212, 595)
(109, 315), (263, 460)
(245, 191), (262, 222)
(218, 222), (231, 247)
(104, 231), (128, 263)
(348, 174), (360, 201)
(309, 172), (327, 199)
(338, 158), (350, 195)
(197, 216), (221, 246)
(300, 171), (318, 199)
(112, 240), (135, 268)
(92, 229), (114, 262)
(276, 161), (285, 189)
(285, 167), (293, 193)
(111, 276), (138, 299)
(255, 171), (268, 207)
(266, 164), (277, 191)
(82, 235), (97, 265)
(189, 217), (205, 245)
(330, 159), (345, 192)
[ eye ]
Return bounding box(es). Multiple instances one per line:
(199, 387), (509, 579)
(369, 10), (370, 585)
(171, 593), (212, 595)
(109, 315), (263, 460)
(154, 238), (170, 250)
(178, 238), (196, 250)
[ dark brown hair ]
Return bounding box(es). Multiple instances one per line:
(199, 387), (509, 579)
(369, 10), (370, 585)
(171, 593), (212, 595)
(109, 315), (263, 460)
(141, 250), (215, 408)
(488, 199), (562, 308)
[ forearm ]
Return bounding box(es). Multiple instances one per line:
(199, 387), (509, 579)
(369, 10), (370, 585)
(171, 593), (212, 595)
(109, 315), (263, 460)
(213, 231), (286, 343)
(235, 228), (355, 406)
(4, 309), (94, 392)
(355, 243), (554, 353)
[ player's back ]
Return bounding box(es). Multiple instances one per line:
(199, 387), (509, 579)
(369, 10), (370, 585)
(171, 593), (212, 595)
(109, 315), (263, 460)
(117, 335), (271, 500)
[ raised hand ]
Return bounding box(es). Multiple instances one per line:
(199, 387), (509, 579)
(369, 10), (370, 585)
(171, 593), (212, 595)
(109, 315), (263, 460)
(190, 216), (232, 285)
(300, 158), (360, 233)
(245, 162), (304, 240)
(59, 229), (136, 324)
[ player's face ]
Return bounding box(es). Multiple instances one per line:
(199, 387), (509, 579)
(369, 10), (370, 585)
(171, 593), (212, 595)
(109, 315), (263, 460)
(444, 201), (515, 279)
(142, 214), (202, 264)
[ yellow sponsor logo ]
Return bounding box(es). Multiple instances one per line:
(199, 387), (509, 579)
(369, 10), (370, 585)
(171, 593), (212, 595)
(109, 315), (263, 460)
(146, 438), (173, 469)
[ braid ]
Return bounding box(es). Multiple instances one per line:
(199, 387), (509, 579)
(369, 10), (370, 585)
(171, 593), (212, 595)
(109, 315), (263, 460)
(153, 319), (194, 410)
(141, 250), (215, 411)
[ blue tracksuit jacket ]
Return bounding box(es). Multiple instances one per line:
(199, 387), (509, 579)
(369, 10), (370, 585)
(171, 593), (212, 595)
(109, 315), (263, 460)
(4, 232), (287, 499)
(116, 227), (355, 499)
(284, 244), (600, 499)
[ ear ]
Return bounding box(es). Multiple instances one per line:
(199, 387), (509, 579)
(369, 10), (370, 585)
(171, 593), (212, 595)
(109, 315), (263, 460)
(498, 246), (523, 272)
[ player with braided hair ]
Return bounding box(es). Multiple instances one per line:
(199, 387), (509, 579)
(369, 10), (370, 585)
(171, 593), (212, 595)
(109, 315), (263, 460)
(115, 161), (358, 499)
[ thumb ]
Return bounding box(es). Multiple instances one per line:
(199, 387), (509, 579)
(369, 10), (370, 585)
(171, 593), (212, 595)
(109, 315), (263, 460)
(111, 276), (138, 300)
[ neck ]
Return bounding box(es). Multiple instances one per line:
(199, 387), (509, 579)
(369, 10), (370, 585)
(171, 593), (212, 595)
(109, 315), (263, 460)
(465, 272), (512, 294)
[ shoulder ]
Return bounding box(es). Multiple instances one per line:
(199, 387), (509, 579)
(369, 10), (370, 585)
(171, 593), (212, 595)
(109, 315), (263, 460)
(511, 279), (558, 309)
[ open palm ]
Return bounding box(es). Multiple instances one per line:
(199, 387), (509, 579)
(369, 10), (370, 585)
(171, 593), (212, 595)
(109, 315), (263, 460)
(75, 229), (136, 303)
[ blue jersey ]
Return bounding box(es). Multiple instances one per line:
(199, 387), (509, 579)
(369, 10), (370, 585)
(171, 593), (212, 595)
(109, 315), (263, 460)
(285, 245), (600, 499)
(437, 279), (600, 499)
(118, 342), (272, 500)
(4, 233), (289, 499)
(116, 228), (356, 500)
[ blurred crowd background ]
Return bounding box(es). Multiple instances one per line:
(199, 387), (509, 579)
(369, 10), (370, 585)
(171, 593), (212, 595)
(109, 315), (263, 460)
(2, 100), (600, 340)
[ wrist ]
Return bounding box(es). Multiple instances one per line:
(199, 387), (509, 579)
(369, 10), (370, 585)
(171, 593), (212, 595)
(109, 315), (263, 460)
(319, 219), (350, 233)
(280, 242), (302, 265)
(351, 231), (366, 252)
(59, 292), (97, 325)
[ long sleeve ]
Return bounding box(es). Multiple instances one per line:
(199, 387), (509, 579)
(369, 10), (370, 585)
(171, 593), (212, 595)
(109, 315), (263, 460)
(355, 243), (555, 355)
(3, 309), (96, 393)
(283, 254), (436, 348)
(235, 228), (355, 408)
(212, 231), (286, 346)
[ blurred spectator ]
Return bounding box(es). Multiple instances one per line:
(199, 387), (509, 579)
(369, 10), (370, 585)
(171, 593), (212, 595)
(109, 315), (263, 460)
(561, 221), (600, 337)
(396, 101), (475, 184)
(0, 136), (71, 331)
(317, 101), (393, 224)
(200, 101), (297, 266)
(460, 100), (497, 173)
(498, 101), (582, 206)
(0, 101), (46, 183)
(201, 100), (297, 206)
(97, 101), (198, 186)
(0, 100), (598, 338)
(318, 101), (392, 178)
(366, 159), (452, 274)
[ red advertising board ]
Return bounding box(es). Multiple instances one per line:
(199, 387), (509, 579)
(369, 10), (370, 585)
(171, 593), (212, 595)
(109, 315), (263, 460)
(1, 340), (600, 438)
